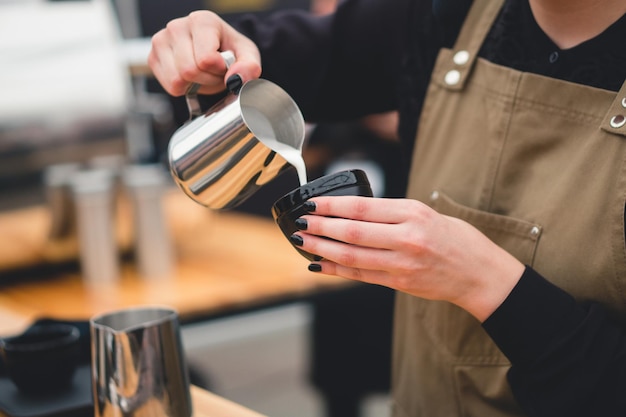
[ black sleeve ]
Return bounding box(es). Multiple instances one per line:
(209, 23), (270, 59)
(483, 267), (626, 417)
(233, 0), (411, 122)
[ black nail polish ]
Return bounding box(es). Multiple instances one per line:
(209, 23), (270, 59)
(308, 263), (322, 272)
(295, 218), (308, 230)
(289, 234), (304, 246)
(226, 74), (243, 94)
(303, 201), (316, 212)
(313, 255), (323, 262)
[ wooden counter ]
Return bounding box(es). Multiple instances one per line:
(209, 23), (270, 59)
(0, 386), (265, 417)
(191, 386), (266, 417)
(0, 188), (352, 417)
(0, 188), (350, 336)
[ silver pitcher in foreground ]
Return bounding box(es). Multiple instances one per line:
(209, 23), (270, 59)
(90, 307), (192, 417)
(168, 51), (306, 210)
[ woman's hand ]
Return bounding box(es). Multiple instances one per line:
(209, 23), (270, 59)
(293, 196), (525, 322)
(148, 10), (262, 96)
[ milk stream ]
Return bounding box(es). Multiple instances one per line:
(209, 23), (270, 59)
(261, 138), (308, 186)
(244, 105), (307, 186)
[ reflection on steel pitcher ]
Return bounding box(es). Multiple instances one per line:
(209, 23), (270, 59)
(90, 307), (192, 417)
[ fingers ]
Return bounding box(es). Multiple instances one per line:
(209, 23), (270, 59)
(225, 50), (263, 87)
(292, 197), (438, 253)
(220, 28), (263, 84)
(296, 233), (394, 280)
(149, 22), (189, 96)
(298, 216), (401, 249)
(189, 12), (262, 85)
(291, 196), (440, 274)
(150, 18), (219, 96)
(297, 233), (421, 293)
(148, 11), (262, 97)
(309, 196), (434, 224)
(311, 259), (392, 287)
(188, 12), (223, 74)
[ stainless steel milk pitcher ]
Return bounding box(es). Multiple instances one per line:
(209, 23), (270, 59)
(168, 51), (306, 210)
(90, 307), (192, 417)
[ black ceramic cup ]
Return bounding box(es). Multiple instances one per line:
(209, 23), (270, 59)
(272, 169), (373, 261)
(0, 323), (81, 394)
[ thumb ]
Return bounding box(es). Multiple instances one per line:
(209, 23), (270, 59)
(222, 38), (262, 86)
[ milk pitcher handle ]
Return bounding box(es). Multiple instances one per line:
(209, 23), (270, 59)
(185, 50), (236, 119)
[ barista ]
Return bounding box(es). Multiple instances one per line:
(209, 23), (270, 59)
(148, 0), (626, 415)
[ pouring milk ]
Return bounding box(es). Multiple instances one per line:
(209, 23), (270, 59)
(168, 69), (307, 209)
(244, 106), (308, 186)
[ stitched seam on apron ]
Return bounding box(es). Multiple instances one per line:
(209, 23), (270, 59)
(485, 72), (522, 213)
(464, 59), (609, 124)
(433, 191), (541, 240)
(512, 98), (606, 125)
(610, 153), (626, 308)
(451, 356), (511, 365)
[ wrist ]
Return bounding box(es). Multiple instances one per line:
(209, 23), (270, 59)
(454, 251), (525, 323)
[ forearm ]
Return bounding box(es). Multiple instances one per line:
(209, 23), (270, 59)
(233, 0), (408, 121)
(483, 267), (626, 417)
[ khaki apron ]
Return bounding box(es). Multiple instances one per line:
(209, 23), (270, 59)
(391, 0), (626, 416)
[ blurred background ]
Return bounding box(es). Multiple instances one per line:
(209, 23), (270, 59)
(0, 0), (401, 416)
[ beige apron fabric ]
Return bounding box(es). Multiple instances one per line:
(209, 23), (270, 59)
(391, 0), (626, 416)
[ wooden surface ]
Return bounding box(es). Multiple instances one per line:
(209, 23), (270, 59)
(0, 385), (266, 417)
(0, 188), (347, 417)
(0, 188), (350, 337)
(190, 385), (266, 417)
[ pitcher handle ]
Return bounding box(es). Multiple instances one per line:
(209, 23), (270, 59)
(185, 50), (236, 119)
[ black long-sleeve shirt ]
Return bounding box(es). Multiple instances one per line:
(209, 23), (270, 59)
(237, 0), (625, 174)
(484, 267), (626, 417)
(233, 1), (626, 416)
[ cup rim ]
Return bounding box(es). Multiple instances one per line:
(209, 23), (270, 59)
(1, 323), (80, 353)
(272, 169), (370, 215)
(90, 305), (178, 333)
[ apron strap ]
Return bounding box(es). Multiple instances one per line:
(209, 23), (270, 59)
(439, 0), (504, 91)
(601, 80), (626, 137)
(441, 0), (626, 135)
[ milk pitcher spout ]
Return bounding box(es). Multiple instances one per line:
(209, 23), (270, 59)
(167, 51), (306, 210)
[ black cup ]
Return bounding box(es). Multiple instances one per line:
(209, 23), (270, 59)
(0, 323), (81, 394)
(272, 169), (373, 261)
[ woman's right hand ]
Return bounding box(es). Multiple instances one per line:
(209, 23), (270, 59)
(148, 11), (262, 97)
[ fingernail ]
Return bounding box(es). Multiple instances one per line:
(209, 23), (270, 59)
(226, 74), (243, 93)
(295, 218), (308, 230)
(308, 263), (322, 272)
(289, 234), (304, 246)
(303, 201), (316, 212)
(313, 255), (323, 262)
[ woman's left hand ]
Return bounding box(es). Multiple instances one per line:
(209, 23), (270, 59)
(292, 196), (525, 322)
